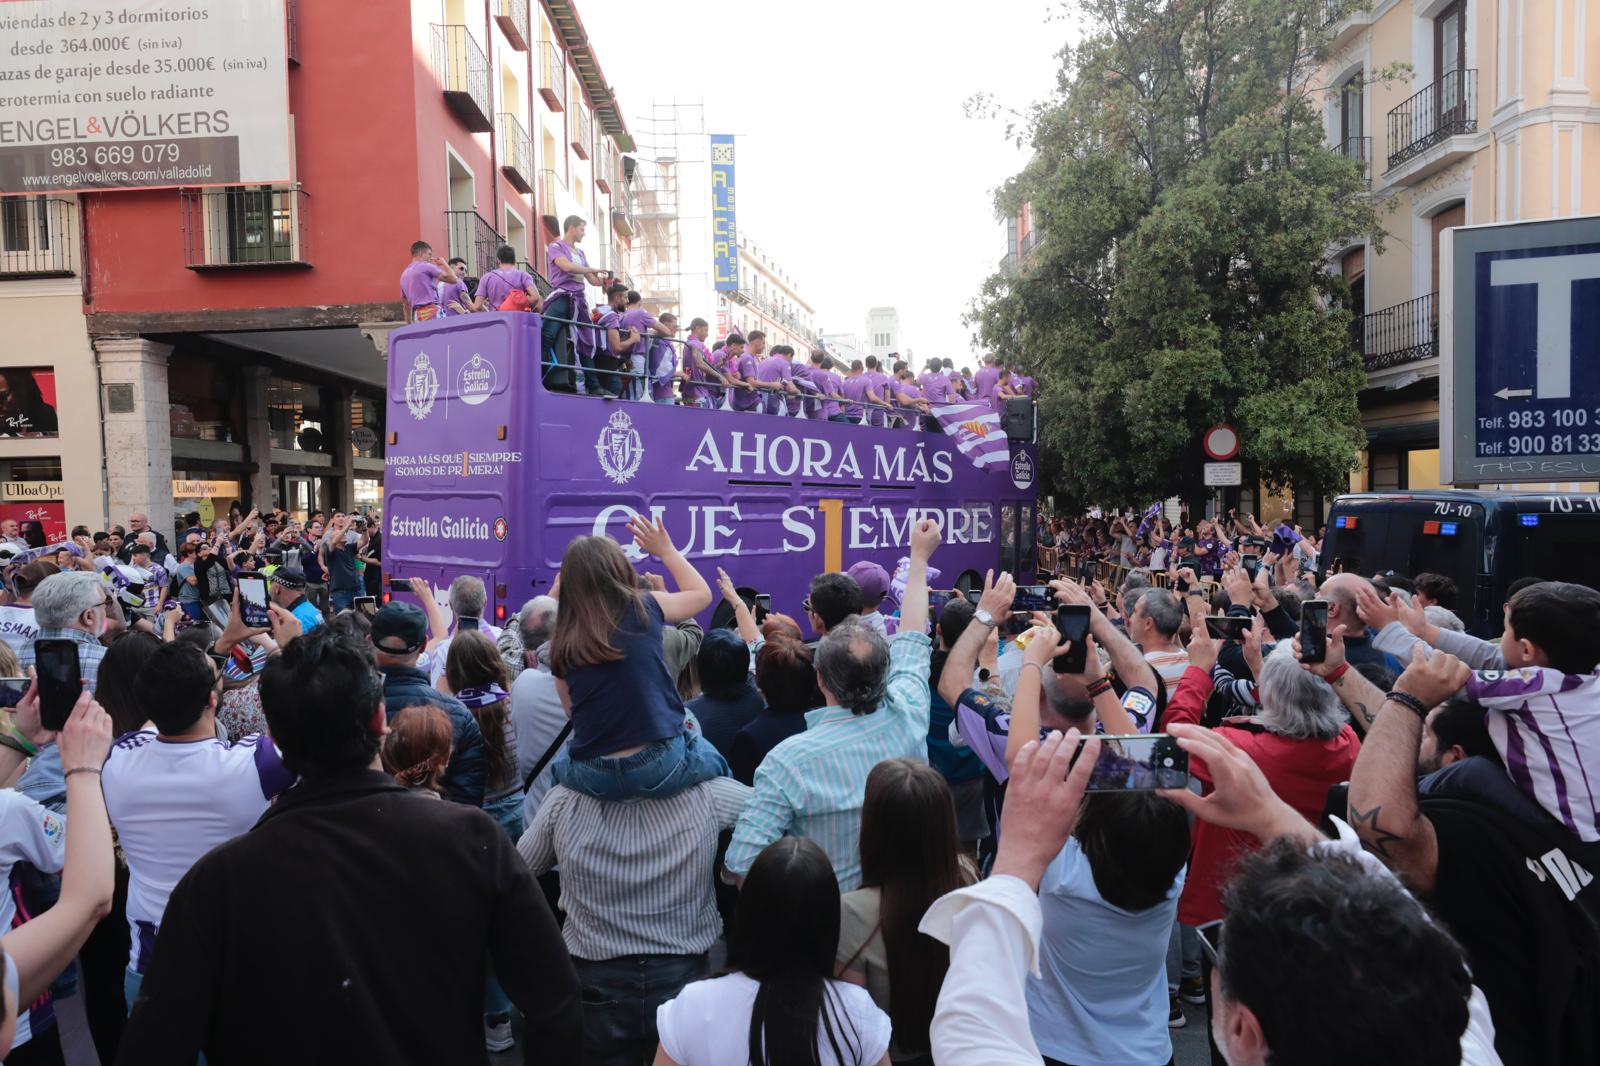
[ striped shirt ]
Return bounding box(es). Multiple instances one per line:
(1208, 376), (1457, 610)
(1469, 666), (1600, 842)
(725, 632), (933, 891)
(1144, 648), (1191, 690)
(519, 776), (752, 961)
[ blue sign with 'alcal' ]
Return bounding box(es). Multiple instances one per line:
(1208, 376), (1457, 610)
(711, 134), (739, 292)
(1444, 216), (1600, 485)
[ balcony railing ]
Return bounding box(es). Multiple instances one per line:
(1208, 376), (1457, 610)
(498, 113), (533, 194)
(595, 137), (615, 194)
(1000, 250), (1019, 276)
(1358, 292), (1437, 371)
(492, 0), (529, 51)
(570, 108), (592, 160)
(612, 176), (635, 238)
(182, 185), (310, 269)
(285, 0), (300, 63)
(431, 24), (492, 133)
(0, 197), (77, 277)
(1335, 135), (1371, 183)
(1019, 230), (1041, 257)
(538, 169), (559, 221)
(1387, 70), (1476, 170)
(537, 40), (565, 112)
(445, 209), (503, 276)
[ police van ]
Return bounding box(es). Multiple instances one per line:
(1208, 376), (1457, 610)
(1320, 490), (1600, 637)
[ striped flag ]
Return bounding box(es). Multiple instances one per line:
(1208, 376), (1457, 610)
(931, 403), (1010, 469)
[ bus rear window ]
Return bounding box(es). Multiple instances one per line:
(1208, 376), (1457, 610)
(1500, 515), (1600, 594)
(1325, 508), (1477, 593)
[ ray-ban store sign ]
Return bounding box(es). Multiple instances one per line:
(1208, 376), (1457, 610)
(2, 481), (62, 501)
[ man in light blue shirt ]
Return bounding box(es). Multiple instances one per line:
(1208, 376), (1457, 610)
(1026, 791), (1189, 1066)
(724, 519), (941, 891)
(268, 568), (323, 632)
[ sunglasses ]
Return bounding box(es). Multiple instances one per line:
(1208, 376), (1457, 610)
(802, 598), (812, 614)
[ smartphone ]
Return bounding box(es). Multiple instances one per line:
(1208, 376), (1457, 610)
(1073, 733), (1189, 791)
(1053, 604), (1092, 674)
(389, 577), (413, 594)
(354, 596), (378, 617)
(964, 589), (982, 606)
(237, 573), (271, 628)
(34, 639), (82, 731)
(1300, 599), (1329, 664)
(1205, 615), (1252, 642)
(755, 593), (772, 613)
(0, 676), (27, 710)
(1242, 555), (1261, 579)
(1012, 584), (1054, 613)
(457, 615), (481, 631)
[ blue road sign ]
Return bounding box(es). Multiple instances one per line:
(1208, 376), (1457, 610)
(1444, 216), (1600, 484)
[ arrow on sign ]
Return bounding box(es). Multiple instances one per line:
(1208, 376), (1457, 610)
(1494, 387), (1533, 400)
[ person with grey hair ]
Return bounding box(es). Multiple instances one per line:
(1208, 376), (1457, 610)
(725, 520), (942, 891)
(15, 570), (113, 812)
(1161, 631), (1360, 995)
(1423, 604), (1465, 634)
(497, 595), (558, 682)
(1127, 587), (1189, 689)
(427, 575), (501, 685)
(508, 596), (566, 820)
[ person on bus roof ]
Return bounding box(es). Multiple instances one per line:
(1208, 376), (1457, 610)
(862, 355), (891, 428)
(399, 241), (458, 324)
(544, 215), (612, 395)
(597, 283), (640, 399)
(649, 313), (681, 405)
(727, 336), (764, 414)
(477, 244), (544, 316)
(755, 336), (800, 416)
(680, 318), (729, 409)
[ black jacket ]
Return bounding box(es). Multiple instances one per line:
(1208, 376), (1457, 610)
(117, 769), (579, 1065)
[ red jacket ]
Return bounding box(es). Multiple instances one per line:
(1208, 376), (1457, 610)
(1162, 665), (1361, 925)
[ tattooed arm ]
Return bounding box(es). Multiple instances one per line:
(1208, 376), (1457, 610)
(1346, 648), (1470, 896)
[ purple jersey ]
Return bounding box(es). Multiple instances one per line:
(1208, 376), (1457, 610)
(1469, 667), (1600, 841)
(973, 366), (1000, 407)
(621, 307), (658, 336)
(649, 338), (677, 401)
(682, 337), (715, 404)
(840, 373), (871, 421)
(730, 352), (762, 412)
(865, 371), (892, 426)
(947, 371), (967, 398)
(597, 307), (632, 360)
(438, 279), (471, 316)
(477, 267), (535, 313)
(546, 240), (587, 295)
(819, 369), (844, 419)
(400, 260), (442, 308)
(919, 372), (952, 404)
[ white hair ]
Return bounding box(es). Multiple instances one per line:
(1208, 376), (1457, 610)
(31, 571), (104, 629)
(1424, 605), (1465, 633)
(1256, 642), (1346, 740)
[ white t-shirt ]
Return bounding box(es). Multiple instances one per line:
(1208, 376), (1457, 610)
(101, 730), (292, 972)
(0, 789), (66, 1048)
(0, 604), (38, 657)
(427, 621), (506, 685)
(656, 972), (890, 1066)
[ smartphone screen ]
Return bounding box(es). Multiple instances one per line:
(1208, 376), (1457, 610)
(354, 596), (378, 618)
(1242, 555), (1261, 579)
(1300, 599), (1329, 664)
(964, 589), (982, 606)
(1074, 733), (1190, 791)
(0, 676), (27, 710)
(1053, 604), (1092, 674)
(389, 577), (413, 594)
(1012, 584), (1054, 614)
(457, 615), (481, 631)
(1205, 616), (1252, 642)
(754, 593), (772, 614)
(237, 573), (270, 628)
(34, 639), (82, 731)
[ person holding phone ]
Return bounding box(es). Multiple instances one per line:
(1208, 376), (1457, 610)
(266, 568), (323, 633)
(13, 572), (110, 813)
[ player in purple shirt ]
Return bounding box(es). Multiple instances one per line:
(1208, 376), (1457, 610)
(400, 240), (457, 323)
(992, 367), (1019, 415)
(725, 335), (764, 412)
(438, 256), (476, 317)
(647, 312), (681, 403)
(891, 365), (930, 429)
(1010, 365), (1036, 397)
(819, 355), (851, 422)
(620, 293), (671, 401)
(942, 358), (966, 400)
(755, 336), (799, 415)
(972, 354), (1001, 410)
(543, 216), (612, 394)
(476, 244), (543, 314)
(919, 358), (953, 405)
(595, 283), (640, 398)
(861, 355), (891, 427)
(839, 360), (874, 424)
(680, 318), (729, 408)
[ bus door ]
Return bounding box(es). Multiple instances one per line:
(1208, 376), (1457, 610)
(1000, 503), (1018, 575)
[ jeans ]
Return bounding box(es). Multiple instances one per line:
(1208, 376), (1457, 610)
(179, 600), (204, 621)
(542, 293), (578, 392)
(829, 414), (857, 423)
(305, 581), (329, 619)
(1166, 922), (1202, 988)
(552, 732), (730, 802)
(329, 587), (358, 613)
(573, 953), (707, 1066)
(763, 392), (786, 416)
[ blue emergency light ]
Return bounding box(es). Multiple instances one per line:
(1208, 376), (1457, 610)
(1440, 522), (1457, 536)
(1520, 513), (1540, 527)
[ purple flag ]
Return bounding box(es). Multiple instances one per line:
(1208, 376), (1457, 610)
(931, 403), (1009, 470)
(1135, 503), (1162, 541)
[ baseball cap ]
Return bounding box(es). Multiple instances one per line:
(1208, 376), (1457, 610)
(371, 602), (427, 653)
(846, 561), (891, 609)
(271, 567), (307, 591)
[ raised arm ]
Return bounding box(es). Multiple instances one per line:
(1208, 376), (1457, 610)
(715, 567), (761, 645)
(630, 515), (712, 622)
(1347, 647), (1469, 896)
(937, 571), (1013, 709)
(899, 519), (940, 637)
(1050, 578), (1158, 696)
(1294, 624), (1384, 735)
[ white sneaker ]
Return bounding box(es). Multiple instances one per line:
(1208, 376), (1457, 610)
(485, 1017), (514, 1052)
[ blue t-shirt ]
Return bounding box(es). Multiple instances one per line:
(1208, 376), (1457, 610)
(1026, 838), (1184, 1066)
(563, 595), (686, 760)
(289, 597), (324, 631)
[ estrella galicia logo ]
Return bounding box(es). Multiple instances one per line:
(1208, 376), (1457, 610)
(405, 353), (438, 421)
(493, 516), (508, 541)
(596, 410), (644, 484)
(458, 353), (497, 407)
(1010, 450), (1035, 491)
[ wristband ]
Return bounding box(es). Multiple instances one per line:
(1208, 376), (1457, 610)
(1383, 690), (1429, 720)
(64, 766), (102, 779)
(1, 726), (37, 757)
(1086, 676), (1113, 698)
(1323, 662), (1350, 684)
(1020, 661), (1044, 678)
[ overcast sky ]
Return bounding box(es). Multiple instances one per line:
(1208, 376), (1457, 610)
(579, 0), (1073, 361)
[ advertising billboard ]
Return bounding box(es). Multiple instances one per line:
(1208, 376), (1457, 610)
(1442, 216), (1600, 484)
(710, 133), (738, 291)
(0, 0), (292, 195)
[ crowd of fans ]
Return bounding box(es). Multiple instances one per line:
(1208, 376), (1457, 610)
(0, 497), (1595, 1066)
(400, 229), (1036, 426)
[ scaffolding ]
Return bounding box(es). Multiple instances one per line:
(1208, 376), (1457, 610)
(627, 99), (711, 321)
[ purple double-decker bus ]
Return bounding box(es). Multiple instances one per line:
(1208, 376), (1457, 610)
(382, 313), (1038, 630)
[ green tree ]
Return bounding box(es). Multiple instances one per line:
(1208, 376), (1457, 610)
(972, 0), (1387, 509)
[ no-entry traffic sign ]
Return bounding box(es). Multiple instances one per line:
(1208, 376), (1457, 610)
(1203, 425), (1239, 461)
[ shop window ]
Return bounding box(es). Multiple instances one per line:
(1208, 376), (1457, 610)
(267, 377), (328, 452)
(168, 353), (243, 443)
(351, 395), (383, 458)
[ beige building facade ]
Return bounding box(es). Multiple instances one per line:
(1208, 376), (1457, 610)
(1323, 0), (1600, 492)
